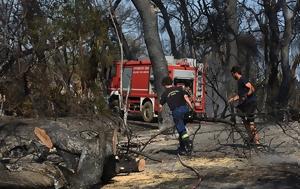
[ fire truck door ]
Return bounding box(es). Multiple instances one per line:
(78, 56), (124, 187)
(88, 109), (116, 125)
(149, 68), (155, 94)
(122, 67), (132, 91)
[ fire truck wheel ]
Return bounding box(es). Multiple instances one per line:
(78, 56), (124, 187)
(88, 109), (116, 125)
(142, 101), (154, 122)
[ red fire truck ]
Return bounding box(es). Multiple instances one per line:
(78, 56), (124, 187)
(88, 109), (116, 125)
(108, 57), (206, 122)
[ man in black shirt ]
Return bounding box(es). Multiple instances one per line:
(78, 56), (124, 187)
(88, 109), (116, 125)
(160, 76), (194, 155)
(228, 66), (260, 145)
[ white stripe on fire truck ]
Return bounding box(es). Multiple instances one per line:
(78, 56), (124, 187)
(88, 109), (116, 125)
(111, 88), (148, 91)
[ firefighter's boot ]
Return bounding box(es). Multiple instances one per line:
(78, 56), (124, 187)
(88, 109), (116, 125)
(178, 133), (193, 155)
(178, 140), (186, 155)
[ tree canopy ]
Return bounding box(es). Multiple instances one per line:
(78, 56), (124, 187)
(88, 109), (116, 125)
(0, 0), (299, 118)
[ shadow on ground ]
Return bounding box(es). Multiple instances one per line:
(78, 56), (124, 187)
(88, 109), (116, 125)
(140, 163), (300, 189)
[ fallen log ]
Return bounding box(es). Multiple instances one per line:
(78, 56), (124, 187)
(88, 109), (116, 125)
(0, 115), (122, 189)
(0, 170), (54, 189)
(116, 156), (145, 173)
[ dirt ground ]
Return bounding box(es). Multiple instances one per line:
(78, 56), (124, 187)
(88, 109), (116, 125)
(102, 119), (300, 189)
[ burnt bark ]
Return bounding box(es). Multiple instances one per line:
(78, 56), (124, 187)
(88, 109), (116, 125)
(152, 0), (180, 58)
(224, 0), (238, 92)
(110, 0), (135, 60)
(0, 116), (122, 189)
(262, 0), (299, 110)
(277, 1), (298, 107)
(131, 0), (168, 97)
(178, 0), (195, 58)
(110, 16), (135, 60)
(0, 170), (56, 189)
(217, 0), (238, 118)
(263, 0), (281, 108)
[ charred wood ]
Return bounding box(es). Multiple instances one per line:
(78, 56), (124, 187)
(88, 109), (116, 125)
(0, 116), (122, 189)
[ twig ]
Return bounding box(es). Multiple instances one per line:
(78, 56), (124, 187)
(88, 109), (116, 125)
(107, 0), (123, 109)
(177, 154), (200, 178)
(118, 147), (162, 162)
(177, 154), (202, 189)
(139, 126), (172, 152)
(191, 122), (202, 145)
(192, 177), (203, 189)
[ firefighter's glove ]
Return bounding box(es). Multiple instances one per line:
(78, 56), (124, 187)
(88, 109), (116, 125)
(191, 110), (197, 119)
(184, 110), (195, 123)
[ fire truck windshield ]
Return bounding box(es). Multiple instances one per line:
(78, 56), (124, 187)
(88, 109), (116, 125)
(174, 79), (193, 92)
(173, 70), (194, 79)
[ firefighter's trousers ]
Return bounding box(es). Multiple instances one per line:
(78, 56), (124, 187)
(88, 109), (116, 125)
(172, 105), (189, 136)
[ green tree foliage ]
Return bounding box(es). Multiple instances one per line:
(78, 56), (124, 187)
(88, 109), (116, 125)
(0, 0), (118, 117)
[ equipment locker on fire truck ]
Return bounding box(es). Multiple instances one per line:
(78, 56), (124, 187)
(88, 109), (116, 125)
(108, 57), (206, 122)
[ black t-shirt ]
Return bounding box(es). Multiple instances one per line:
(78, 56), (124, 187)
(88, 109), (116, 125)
(160, 86), (188, 111)
(237, 77), (256, 104)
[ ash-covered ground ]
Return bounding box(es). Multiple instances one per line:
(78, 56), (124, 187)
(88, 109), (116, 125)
(103, 119), (300, 189)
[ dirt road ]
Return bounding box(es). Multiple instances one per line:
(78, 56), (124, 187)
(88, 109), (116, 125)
(103, 120), (300, 189)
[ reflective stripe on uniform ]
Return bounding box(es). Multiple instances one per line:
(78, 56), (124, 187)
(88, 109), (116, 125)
(181, 133), (189, 139)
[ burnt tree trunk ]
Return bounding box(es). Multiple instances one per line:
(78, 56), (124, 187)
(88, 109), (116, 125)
(152, 0), (180, 58)
(131, 0), (168, 97)
(131, 0), (172, 128)
(277, 1), (299, 108)
(110, 0), (135, 60)
(0, 116), (122, 189)
(264, 0), (281, 108)
(178, 0), (195, 58)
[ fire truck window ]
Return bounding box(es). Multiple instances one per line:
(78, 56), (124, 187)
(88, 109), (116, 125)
(149, 68), (156, 93)
(174, 79), (193, 92)
(149, 68), (154, 82)
(122, 68), (132, 91)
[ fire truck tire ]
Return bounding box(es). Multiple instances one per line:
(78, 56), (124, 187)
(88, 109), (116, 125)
(142, 101), (154, 122)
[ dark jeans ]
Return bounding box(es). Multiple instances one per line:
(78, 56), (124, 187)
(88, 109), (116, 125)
(172, 105), (189, 136)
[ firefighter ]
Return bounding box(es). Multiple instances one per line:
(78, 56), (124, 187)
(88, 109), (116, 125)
(159, 76), (194, 155)
(228, 66), (260, 145)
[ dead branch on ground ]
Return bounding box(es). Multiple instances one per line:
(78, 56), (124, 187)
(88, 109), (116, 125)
(118, 147), (162, 162)
(177, 154), (202, 189)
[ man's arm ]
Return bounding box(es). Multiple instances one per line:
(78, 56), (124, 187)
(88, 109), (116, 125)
(228, 94), (239, 103)
(184, 94), (193, 109)
(245, 82), (255, 96)
(159, 104), (163, 112)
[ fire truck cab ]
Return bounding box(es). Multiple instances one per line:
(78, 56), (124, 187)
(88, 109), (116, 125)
(108, 56), (206, 122)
